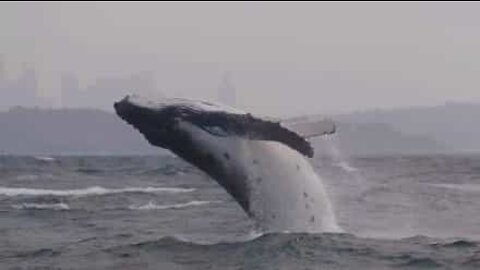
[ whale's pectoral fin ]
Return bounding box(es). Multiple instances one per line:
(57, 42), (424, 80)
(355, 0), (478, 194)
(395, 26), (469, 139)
(188, 112), (315, 157)
(281, 118), (336, 138)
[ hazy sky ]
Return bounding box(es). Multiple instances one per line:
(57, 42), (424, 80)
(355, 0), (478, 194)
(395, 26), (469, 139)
(2, 2), (480, 117)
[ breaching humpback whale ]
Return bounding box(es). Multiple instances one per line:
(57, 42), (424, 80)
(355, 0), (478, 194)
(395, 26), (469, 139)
(114, 95), (341, 233)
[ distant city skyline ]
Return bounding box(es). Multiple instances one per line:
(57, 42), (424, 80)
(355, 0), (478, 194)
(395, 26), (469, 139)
(2, 2), (480, 117)
(0, 56), (161, 111)
(0, 56), (240, 111)
(0, 57), (47, 109)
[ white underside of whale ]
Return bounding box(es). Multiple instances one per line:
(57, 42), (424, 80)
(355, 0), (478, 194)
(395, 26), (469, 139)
(179, 121), (342, 233)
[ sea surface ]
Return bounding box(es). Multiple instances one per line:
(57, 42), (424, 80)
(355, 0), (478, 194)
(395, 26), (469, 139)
(1, 154), (480, 269)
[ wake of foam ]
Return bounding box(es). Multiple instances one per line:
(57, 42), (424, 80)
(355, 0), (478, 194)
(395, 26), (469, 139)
(12, 203), (70, 210)
(128, 200), (219, 210)
(0, 186), (195, 197)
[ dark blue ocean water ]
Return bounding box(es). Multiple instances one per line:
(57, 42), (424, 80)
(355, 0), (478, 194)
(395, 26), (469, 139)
(1, 154), (480, 269)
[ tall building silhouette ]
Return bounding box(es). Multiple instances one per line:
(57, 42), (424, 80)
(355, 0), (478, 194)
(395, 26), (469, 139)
(0, 56), (5, 109)
(217, 71), (236, 107)
(0, 55), (4, 83)
(8, 64), (38, 108)
(61, 73), (81, 108)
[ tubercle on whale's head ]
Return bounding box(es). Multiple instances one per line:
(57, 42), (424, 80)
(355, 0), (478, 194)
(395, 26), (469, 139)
(113, 95), (180, 149)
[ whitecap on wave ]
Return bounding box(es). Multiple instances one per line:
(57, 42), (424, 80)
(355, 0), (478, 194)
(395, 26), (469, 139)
(128, 200), (220, 210)
(0, 186), (195, 197)
(12, 203), (70, 210)
(34, 156), (56, 162)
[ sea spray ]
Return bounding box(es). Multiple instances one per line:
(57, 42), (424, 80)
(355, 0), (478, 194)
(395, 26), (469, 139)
(323, 135), (365, 187)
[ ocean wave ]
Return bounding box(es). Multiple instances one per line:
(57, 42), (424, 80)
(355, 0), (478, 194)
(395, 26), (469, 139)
(0, 186), (195, 197)
(105, 232), (480, 267)
(429, 183), (480, 192)
(15, 174), (41, 181)
(4, 248), (61, 259)
(34, 156), (56, 162)
(75, 168), (104, 174)
(128, 200), (220, 210)
(12, 203), (70, 210)
(112, 232), (480, 249)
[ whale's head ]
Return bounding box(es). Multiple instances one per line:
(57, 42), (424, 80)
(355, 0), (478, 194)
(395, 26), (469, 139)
(114, 95), (214, 150)
(114, 95), (316, 158)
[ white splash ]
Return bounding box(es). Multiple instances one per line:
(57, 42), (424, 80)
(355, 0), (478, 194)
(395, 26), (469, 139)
(12, 203), (70, 210)
(34, 156), (56, 162)
(324, 136), (359, 172)
(0, 186), (195, 197)
(323, 136), (366, 188)
(335, 161), (358, 172)
(128, 200), (219, 210)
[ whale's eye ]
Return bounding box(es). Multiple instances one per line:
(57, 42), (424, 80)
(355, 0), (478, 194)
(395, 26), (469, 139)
(202, 126), (229, 137)
(201, 101), (215, 107)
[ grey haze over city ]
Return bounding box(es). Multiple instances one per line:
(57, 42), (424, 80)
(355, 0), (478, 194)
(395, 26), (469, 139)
(1, 2), (480, 156)
(2, 2), (480, 117)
